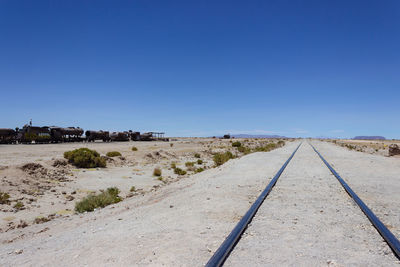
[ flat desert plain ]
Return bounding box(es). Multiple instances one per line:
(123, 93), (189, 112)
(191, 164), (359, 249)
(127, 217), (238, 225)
(1, 138), (282, 232)
(0, 139), (400, 266)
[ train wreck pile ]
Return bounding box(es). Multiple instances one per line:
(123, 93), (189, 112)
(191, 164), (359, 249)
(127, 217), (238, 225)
(0, 122), (168, 144)
(0, 128), (15, 143)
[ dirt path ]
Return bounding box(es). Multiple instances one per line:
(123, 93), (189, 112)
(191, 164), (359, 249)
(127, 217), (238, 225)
(226, 142), (398, 266)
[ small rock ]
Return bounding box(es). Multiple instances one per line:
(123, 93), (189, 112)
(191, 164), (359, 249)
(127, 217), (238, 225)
(389, 144), (400, 156)
(327, 259), (338, 266)
(17, 220), (28, 228)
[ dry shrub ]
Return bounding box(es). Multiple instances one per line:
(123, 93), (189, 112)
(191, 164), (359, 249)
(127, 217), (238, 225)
(254, 143), (277, 152)
(195, 167), (204, 173)
(277, 140), (285, 146)
(237, 146), (251, 154)
(106, 151), (121, 157)
(174, 167), (187, 175)
(153, 168), (162, 176)
(213, 151), (235, 166)
(75, 187), (121, 213)
(34, 216), (51, 224)
(64, 148), (106, 168)
(0, 192), (10, 204)
(14, 201), (24, 210)
(232, 141), (242, 147)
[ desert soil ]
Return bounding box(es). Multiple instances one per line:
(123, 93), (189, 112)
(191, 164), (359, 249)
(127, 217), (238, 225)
(325, 139), (400, 156)
(226, 142), (399, 266)
(0, 140), (399, 266)
(0, 138), (252, 231)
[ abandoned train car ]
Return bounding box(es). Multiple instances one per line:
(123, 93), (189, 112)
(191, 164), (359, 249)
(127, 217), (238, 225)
(0, 123), (168, 144)
(0, 128), (16, 144)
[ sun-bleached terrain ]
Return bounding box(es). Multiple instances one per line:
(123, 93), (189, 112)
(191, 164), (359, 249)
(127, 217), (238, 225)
(1, 139), (399, 266)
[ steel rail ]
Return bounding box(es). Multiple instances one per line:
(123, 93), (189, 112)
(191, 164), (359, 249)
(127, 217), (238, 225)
(311, 143), (400, 260)
(205, 143), (302, 267)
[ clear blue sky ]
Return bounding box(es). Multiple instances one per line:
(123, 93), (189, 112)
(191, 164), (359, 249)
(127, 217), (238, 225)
(1, 1), (399, 138)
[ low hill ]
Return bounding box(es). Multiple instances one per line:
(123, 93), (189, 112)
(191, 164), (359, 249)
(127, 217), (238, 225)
(353, 136), (386, 140)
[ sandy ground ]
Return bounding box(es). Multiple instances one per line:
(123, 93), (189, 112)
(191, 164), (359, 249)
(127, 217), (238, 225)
(325, 139), (400, 156)
(1, 138), (266, 231)
(0, 140), (399, 266)
(226, 142), (399, 266)
(0, 140), (297, 266)
(311, 140), (400, 243)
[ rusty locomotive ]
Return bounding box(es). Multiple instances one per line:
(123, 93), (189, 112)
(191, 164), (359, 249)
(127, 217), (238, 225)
(0, 128), (16, 144)
(0, 123), (168, 144)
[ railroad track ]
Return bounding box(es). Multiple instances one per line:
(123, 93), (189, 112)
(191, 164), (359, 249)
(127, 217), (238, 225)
(206, 142), (400, 266)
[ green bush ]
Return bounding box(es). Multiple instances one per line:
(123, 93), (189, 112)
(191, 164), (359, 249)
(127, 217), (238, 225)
(174, 167), (187, 175)
(237, 146), (251, 154)
(75, 187), (122, 213)
(171, 162), (177, 169)
(106, 151), (121, 157)
(153, 168), (162, 176)
(0, 192), (10, 204)
(14, 201), (24, 210)
(232, 141), (242, 147)
(197, 159), (203, 165)
(185, 161), (195, 167)
(34, 216), (51, 224)
(277, 140), (285, 146)
(254, 143), (277, 152)
(213, 151), (235, 166)
(131, 147), (138, 151)
(195, 167), (204, 173)
(64, 148), (106, 168)
(194, 153), (201, 158)
(130, 186), (136, 192)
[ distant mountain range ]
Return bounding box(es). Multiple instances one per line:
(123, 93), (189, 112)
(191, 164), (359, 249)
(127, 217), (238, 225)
(231, 134), (287, 139)
(353, 136), (386, 140)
